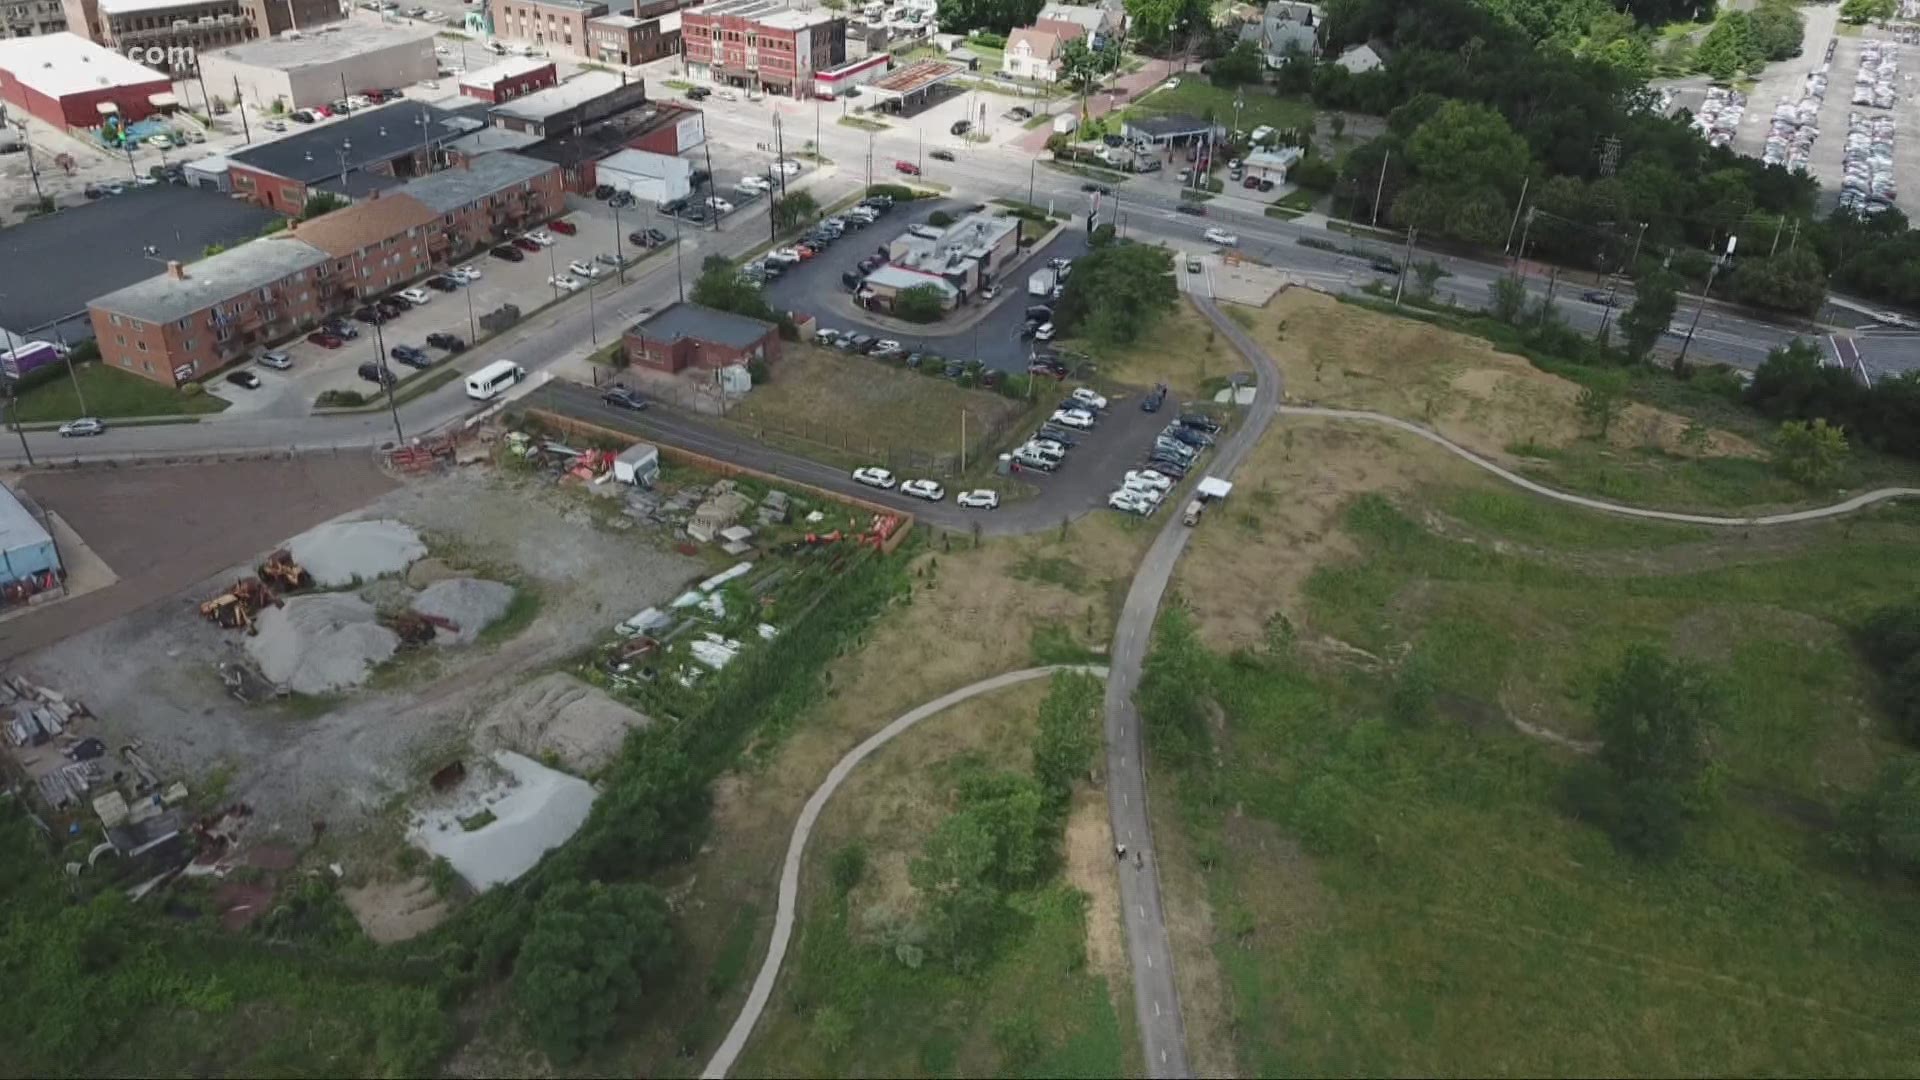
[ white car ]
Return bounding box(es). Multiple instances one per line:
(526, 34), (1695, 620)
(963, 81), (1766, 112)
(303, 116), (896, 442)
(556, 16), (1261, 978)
(737, 176), (771, 194)
(771, 159), (801, 177)
(957, 489), (1000, 510)
(148, 133), (172, 149)
(452, 265), (482, 282)
(525, 230), (555, 246)
(707, 197), (734, 214)
(1071, 387), (1107, 410)
(547, 275), (583, 292)
(1123, 483), (1164, 506)
(397, 287), (432, 305)
(853, 466), (896, 489)
(1030, 438), (1069, 457)
(57, 417), (105, 437)
(1109, 490), (1153, 515)
(1050, 408), (1095, 429)
(1204, 227), (1239, 247)
(901, 479), (946, 501)
(1161, 78), (1181, 92)
(1124, 469), (1173, 492)
(875, 339), (902, 353)
(1034, 323), (1056, 341)
(568, 259), (604, 278)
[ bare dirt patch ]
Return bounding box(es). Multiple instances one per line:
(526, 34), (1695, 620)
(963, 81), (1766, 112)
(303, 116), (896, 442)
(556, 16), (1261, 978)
(474, 671), (652, 778)
(343, 876), (450, 944)
(1063, 785), (1127, 990)
(1249, 290), (1757, 463)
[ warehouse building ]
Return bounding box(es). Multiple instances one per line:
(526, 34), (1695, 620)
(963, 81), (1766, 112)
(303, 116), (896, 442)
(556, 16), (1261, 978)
(224, 101), (467, 211)
(457, 57), (558, 103)
(488, 70), (648, 137)
(515, 99), (702, 192)
(595, 147), (691, 204)
(0, 484), (61, 599)
(0, 32), (171, 129)
(194, 22), (438, 111)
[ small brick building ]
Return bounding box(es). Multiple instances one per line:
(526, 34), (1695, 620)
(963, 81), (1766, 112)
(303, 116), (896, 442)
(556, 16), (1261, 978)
(458, 58), (559, 104)
(623, 301), (779, 373)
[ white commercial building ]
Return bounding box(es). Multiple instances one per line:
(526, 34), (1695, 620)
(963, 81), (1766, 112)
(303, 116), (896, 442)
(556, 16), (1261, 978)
(194, 22), (439, 110)
(595, 147), (693, 205)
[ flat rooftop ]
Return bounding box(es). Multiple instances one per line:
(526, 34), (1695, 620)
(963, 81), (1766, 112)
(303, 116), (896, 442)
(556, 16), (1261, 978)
(459, 57), (554, 89)
(97, 0), (229, 15)
(869, 59), (963, 95)
(488, 71), (629, 122)
(199, 23), (436, 70)
(0, 184), (280, 336)
(0, 32), (167, 98)
(91, 236), (330, 325)
(686, 0), (837, 26)
(228, 102), (466, 182)
(0, 485), (51, 563)
(399, 152), (557, 213)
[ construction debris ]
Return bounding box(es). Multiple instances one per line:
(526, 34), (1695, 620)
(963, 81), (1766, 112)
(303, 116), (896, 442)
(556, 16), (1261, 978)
(245, 594), (401, 694)
(410, 578), (514, 645)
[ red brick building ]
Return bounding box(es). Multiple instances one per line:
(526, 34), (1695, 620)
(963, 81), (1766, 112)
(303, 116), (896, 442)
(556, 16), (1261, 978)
(623, 301), (780, 373)
(586, 6), (683, 66)
(681, 0), (844, 99)
(0, 32), (172, 129)
(458, 57), (558, 103)
(89, 153), (565, 386)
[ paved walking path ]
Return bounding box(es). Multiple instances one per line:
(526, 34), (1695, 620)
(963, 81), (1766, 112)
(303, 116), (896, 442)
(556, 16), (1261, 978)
(700, 664), (1109, 1080)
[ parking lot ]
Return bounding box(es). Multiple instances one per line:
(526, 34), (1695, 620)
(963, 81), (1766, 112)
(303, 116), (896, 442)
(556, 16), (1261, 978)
(753, 195), (1091, 371)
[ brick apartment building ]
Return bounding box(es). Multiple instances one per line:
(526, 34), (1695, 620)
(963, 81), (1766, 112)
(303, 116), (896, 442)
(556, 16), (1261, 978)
(681, 0), (845, 99)
(623, 301), (780, 373)
(89, 152), (564, 386)
(457, 57), (558, 103)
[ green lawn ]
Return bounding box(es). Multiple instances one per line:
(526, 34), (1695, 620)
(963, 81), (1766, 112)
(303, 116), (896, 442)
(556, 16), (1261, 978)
(1151, 482), (1920, 1076)
(1128, 82), (1315, 134)
(13, 362), (229, 423)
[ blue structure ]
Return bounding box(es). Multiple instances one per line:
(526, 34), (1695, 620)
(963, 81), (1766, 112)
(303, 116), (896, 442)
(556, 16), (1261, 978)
(0, 485), (59, 587)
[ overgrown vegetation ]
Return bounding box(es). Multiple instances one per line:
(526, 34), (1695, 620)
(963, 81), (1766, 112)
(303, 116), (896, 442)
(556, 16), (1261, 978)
(1052, 241), (1177, 348)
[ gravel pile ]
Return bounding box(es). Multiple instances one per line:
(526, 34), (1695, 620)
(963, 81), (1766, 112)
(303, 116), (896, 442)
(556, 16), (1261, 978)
(288, 519), (427, 587)
(412, 578), (515, 645)
(246, 594), (400, 694)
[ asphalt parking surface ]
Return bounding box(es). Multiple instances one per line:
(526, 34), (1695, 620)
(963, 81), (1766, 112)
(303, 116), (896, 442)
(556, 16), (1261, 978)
(757, 197), (1094, 372)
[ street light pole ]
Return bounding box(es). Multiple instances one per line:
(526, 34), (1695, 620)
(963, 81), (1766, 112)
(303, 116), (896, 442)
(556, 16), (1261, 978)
(369, 318), (403, 444)
(464, 280), (477, 344)
(613, 200), (626, 284)
(672, 212), (685, 302)
(1675, 236), (1736, 373)
(7, 381), (33, 466)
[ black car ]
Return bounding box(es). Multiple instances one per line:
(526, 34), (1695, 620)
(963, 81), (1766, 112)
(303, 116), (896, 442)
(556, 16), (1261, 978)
(1166, 425), (1212, 448)
(225, 369), (262, 390)
(352, 306), (386, 325)
(841, 270), (865, 290)
(1148, 458), (1188, 478)
(1176, 203), (1207, 216)
(602, 387), (648, 410)
(1081, 182), (1111, 194)
(385, 293), (414, 311)
(930, 148), (956, 162)
(610, 191), (635, 209)
(324, 319), (359, 339)
(950, 119), (971, 136)
(661, 197), (689, 214)
(375, 300), (404, 319)
(1037, 426), (1079, 447)
(1368, 258), (1399, 275)
(628, 230), (653, 246)
(1102, 134), (1124, 148)
(491, 244), (525, 262)
(1178, 413), (1223, 434)
(1142, 384), (1167, 412)
(686, 86), (711, 100)
(646, 227), (668, 245)
(594, 184), (616, 200)
(426, 332), (466, 351)
(858, 255), (886, 273)
(331, 99), (351, 115)
(357, 361), (398, 386)
(389, 344), (432, 369)
(1026, 304), (1053, 321)
(427, 275), (459, 291)
(1020, 320), (1042, 340)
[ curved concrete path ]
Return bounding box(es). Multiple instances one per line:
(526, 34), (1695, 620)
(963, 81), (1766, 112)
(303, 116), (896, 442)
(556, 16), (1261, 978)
(1282, 405), (1920, 526)
(701, 663), (1110, 1080)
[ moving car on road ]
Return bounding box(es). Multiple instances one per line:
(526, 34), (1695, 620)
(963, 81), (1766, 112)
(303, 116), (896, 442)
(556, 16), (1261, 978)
(602, 387), (648, 410)
(957, 489), (1000, 509)
(901, 479), (945, 501)
(930, 149), (956, 162)
(389, 344), (432, 369)
(426, 332), (466, 351)
(853, 466), (897, 489)
(58, 417), (105, 437)
(1204, 227), (1238, 246)
(894, 160), (921, 176)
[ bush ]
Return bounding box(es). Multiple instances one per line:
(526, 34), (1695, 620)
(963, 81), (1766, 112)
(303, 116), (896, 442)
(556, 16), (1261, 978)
(926, 209), (955, 227)
(892, 284), (948, 323)
(865, 183), (921, 201)
(1290, 155), (1338, 191)
(512, 881), (674, 1064)
(968, 31), (1006, 48)
(315, 389), (366, 408)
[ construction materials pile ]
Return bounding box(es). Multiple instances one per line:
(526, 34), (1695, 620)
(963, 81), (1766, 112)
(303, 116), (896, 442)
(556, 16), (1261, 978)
(411, 578), (515, 645)
(288, 519), (427, 588)
(245, 594), (400, 695)
(475, 672), (653, 776)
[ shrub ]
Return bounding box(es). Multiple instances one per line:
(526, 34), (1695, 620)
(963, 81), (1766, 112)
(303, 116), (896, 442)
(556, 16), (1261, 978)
(926, 209), (955, 227)
(892, 284), (948, 323)
(865, 183), (920, 201)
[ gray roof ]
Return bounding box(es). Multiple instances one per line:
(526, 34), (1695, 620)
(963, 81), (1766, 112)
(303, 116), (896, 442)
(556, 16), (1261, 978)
(91, 237), (329, 324)
(401, 152), (556, 213)
(0, 484), (50, 561)
(198, 21), (435, 69)
(228, 103), (465, 183)
(0, 184), (279, 339)
(315, 169), (408, 200)
(488, 72), (627, 124)
(636, 301), (774, 349)
(443, 127), (545, 157)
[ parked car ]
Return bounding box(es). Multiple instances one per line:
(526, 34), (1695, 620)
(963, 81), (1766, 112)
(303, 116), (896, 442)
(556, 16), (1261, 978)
(491, 244), (524, 261)
(426, 332), (466, 351)
(1051, 408), (1095, 429)
(1176, 203), (1207, 216)
(853, 466), (896, 489)
(512, 236), (541, 252)
(594, 184), (616, 200)
(357, 362), (397, 387)
(568, 259), (603, 279)
(225, 369), (262, 389)
(397, 287), (432, 305)
(957, 489), (1000, 509)
(547, 275), (583, 292)
(930, 148), (956, 162)
(305, 331), (343, 349)
(548, 218), (578, 235)
(1141, 383), (1167, 412)
(1034, 322), (1056, 342)
(894, 160), (921, 176)
(901, 479), (945, 501)
(1026, 304), (1054, 322)
(685, 86), (711, 101)
(1006, 106), (1032, 120)
(384, 293), (414, 311)
(601, 387), (648, 411)
(389, 344), (432, 368)
(1071, 387), (1107, 410)
(1126, 469), (1174, 493)
(950, 120), (971, 136)
(259, 350), (295, 370)
(352, 306), (385, 324)
(645, 227), (668, 245)
(452, 265), (482, 283)
(525, 229), (555, 246)
(57, 417), (105, 437)
(426, 275), (459, 291)
(609, 191), (635, 209)
(1178, 413), (1223, 433)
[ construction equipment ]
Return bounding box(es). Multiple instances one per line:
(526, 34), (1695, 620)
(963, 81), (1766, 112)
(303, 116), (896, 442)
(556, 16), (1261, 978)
(199, 578), (279, 632)
(257, 549), (314, 592)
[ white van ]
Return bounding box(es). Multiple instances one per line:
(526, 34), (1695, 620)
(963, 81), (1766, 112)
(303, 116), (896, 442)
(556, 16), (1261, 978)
(466, 360), (527, 400)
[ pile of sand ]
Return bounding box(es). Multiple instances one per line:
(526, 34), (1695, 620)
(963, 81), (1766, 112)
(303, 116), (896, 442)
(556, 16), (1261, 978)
(412, 578), (515, 645)
(475, 672), (653, 775)
(288, 519), (426, 587)
(246, 594), (399, 694)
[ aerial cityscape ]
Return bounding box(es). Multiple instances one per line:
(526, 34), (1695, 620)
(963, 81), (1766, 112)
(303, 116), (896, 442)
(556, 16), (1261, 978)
(2, 0), (1919, 1073)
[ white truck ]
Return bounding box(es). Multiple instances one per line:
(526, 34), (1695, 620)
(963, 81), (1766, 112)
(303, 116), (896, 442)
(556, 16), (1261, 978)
(1028, 267), (1058, 297)
(1053, 113), (1079, 135)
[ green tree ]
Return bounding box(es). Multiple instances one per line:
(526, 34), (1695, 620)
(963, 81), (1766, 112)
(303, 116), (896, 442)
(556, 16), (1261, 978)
(1583, 645), (1721, 858)
(1748, 0), (1804, 62)
(1773, 417), (1849, 487)
(512, 881), (675, 1064)
(691, 256), (777, 322)
(1488, 273), (1529, 324)
(1838, 0), (1893, 24)
(772, 188), (818, 232)
(1576, 372), (1626, 438)
(1211, 40), (1263, 86)
(935, 0), (1042, 34)
(1726, 247), (1828, 314)
(1053, 241), (1178, 346)
(1406, 101), (1529, 196)
(910, 809), (1005, 969)
(1618, 272), (1679, 361)
(1694, 11), (1756, 80)
(1833, 757), (1920, 875)
(1859, 601), (1920, 673)
(1032, 671), (1102, 809)
(1124, 0), (1210, 51)
(301, 192), (348, 219)
(892, 284), (949, 323)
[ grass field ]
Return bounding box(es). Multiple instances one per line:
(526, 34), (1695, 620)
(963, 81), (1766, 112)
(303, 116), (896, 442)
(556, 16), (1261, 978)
(1067, 296), (1247, 399)
(729, 346), (1036, 474)
(1128, 82), (1315, 135)
(1154, 413), (1920, 1076)
(14, 362), (230, 422)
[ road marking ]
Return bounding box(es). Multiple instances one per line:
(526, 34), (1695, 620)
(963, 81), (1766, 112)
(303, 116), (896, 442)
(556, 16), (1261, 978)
(1162, 1050), (1168, 1064)
(1122, 793), (1129, 806)
(1155, 1000), (1162, 1017)
(1146, 952), (1154, 968)
(1137, 905), (1145, 917)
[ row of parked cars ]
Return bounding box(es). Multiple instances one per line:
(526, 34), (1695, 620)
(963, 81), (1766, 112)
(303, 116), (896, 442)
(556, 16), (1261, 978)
(850, 467), (1000, 509)
(1011, 387), (1110, 473)
(1109, 414), (1222, 516)
(759, 194), (895, 283)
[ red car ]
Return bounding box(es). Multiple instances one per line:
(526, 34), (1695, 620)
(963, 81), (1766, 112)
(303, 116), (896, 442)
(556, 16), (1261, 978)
(512, 236), (541, 252)
(307, 331), (344, 349)
(548, 218), (578, 235)
(894, 160), (920, 176)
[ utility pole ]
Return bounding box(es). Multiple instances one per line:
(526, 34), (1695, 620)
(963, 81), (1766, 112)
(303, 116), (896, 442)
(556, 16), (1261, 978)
(1512, 207), (1536, 270)
(612, 200), (626, 284)
(1676, 236), (1736, 373)
(464, 279), (477, 343)
(1598, 222), (1647, 340)
(960, 408), (967, 473)
(369, 318), (403, 444)
(7, 381), (33, 465)
(1504, 177), (1531, 255)
(1393, 228), (1418, 307)
(1029, 155), (1037, 207)
(672, 211), (685, 302)
(233, 76), (250, 143)
(1370, 148), (1390, 226)
(702, 138), (718, 230)
(917, 126), (923, 175)
(588, 279), (598, 345)
(340, 73), (351, 115)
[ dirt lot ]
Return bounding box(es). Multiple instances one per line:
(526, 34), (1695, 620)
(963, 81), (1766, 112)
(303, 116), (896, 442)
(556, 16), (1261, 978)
(727, 345), (1039, 473)
(1, 455), (395, 662)
(9, 465), (702, 837)
(1249, 290), (1758, 462)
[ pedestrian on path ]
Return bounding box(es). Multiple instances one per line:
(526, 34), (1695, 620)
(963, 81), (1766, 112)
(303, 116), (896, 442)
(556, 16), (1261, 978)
(1115, 842), (1127, 860)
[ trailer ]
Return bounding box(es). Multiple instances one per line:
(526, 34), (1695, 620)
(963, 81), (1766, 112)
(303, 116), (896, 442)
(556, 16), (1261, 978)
(1028, 268), (1058, 297)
